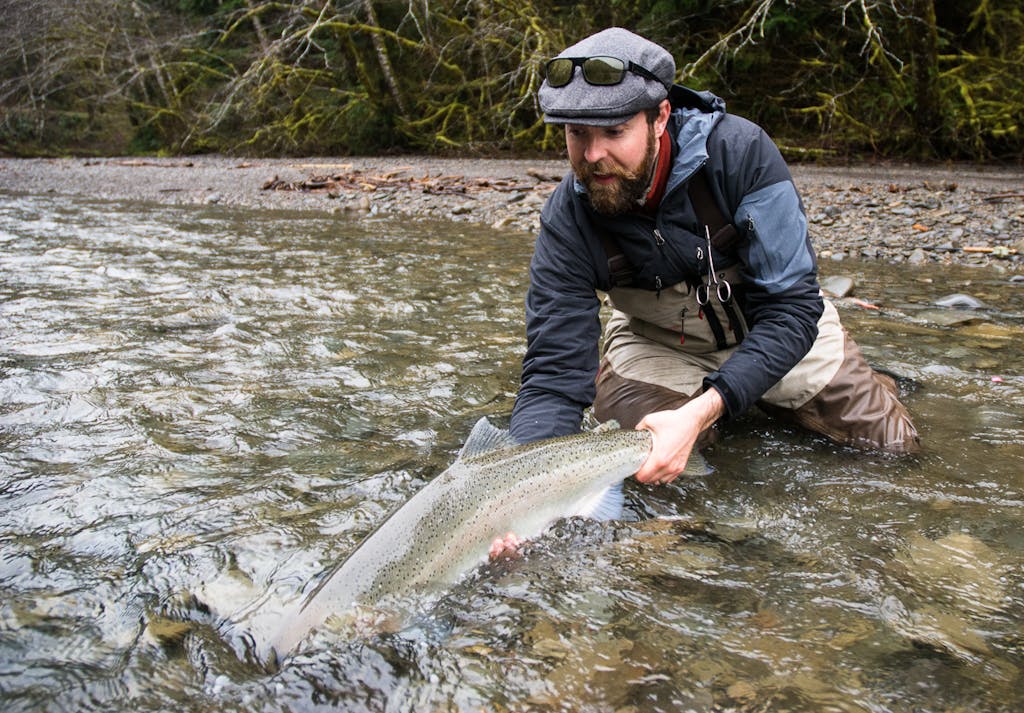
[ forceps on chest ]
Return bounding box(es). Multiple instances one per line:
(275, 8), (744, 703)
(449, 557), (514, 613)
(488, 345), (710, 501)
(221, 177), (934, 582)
(695, 225), (732, 311)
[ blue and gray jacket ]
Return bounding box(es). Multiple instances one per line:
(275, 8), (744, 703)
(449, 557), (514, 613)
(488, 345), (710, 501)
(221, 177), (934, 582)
(510, 86), (824, 444)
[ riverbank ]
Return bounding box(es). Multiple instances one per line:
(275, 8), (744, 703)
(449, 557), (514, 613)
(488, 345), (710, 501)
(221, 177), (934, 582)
(1, 156), (1022, 270)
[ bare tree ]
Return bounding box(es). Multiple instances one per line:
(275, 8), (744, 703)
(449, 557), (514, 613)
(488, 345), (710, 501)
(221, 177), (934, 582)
(0, 0), (196, 153)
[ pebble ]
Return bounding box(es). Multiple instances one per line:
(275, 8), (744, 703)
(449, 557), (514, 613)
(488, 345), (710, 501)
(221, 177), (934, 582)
(908, 248), (928, 265)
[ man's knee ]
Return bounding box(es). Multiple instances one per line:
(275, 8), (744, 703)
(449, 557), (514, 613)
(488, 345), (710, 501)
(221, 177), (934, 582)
(593, 360), (692, 429)
(780, 337), (921, 454)
(594, 360), (720, 448)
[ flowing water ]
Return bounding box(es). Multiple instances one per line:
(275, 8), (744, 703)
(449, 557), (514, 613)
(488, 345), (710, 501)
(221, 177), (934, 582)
(1, 193), (1022, 712)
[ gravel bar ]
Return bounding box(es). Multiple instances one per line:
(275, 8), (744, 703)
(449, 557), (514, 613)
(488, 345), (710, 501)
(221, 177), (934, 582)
(2, 156), (1022, 271)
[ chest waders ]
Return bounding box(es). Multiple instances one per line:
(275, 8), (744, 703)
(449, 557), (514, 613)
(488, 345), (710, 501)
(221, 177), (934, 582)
(597, 166), (751, 355)
(592, 169), (921, 454)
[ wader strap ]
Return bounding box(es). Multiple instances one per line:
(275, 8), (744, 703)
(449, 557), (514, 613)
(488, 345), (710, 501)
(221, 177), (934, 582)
(598, 228), (634, 287)
(720, 298), (746, 342)
(687, 168), (740, 252)
(690, 168), (746, 346)
(595, 167), (739, 287)
(701, 299), (729, 350)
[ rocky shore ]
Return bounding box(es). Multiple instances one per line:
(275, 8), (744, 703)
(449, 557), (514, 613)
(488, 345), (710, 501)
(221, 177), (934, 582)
(1, 155), (1022, 271)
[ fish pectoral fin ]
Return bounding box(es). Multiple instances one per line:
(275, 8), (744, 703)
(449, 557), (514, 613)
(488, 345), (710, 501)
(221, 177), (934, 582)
(576, 482), (625, 522)
(680, 450), (713, 478)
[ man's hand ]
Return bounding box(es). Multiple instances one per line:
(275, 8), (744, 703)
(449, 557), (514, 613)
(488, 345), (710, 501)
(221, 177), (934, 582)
(634, 388), (724, 485)
(489, 531), (523, 561)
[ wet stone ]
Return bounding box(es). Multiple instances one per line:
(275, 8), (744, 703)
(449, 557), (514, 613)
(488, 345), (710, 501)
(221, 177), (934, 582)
(934, 293), (987, 310)
(913, 308), (989, 327)
(726, 680), (757, 703)
(820, 275), (855, 298)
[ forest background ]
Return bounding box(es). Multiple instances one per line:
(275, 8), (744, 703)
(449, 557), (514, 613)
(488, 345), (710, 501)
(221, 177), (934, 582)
(1, 0), (1022, 163)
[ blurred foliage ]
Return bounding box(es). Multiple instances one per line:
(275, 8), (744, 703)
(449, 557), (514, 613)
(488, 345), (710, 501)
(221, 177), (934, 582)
(0, 0), (1021, 160)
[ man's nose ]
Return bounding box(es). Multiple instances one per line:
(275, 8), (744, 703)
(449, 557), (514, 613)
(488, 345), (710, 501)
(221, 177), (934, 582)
(583, 137), (608, 165)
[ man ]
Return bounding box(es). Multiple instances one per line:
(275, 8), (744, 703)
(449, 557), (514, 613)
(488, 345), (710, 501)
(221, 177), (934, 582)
(508, 27), (920, 488)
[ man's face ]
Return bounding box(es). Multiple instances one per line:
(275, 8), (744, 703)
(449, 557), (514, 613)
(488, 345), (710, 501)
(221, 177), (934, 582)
(565, 104), (667, 215)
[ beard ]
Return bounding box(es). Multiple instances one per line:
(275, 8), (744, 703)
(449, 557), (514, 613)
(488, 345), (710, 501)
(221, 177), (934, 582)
(573, 127), (658, 216)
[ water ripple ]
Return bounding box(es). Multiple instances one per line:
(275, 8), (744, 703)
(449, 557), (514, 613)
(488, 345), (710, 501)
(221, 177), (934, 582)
(0, 193), (1022, 712)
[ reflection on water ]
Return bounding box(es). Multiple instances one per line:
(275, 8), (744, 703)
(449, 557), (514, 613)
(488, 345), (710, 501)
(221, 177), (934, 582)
(1, 193), (1021, 712)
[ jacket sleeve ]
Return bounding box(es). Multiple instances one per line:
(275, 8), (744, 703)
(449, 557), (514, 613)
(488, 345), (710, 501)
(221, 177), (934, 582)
(702, 121), (824, 417)
(510, 186), (604, 444)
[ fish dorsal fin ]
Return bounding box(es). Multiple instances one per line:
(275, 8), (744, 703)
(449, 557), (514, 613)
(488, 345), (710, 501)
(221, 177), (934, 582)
(458, 417), (518, 460)
(591, 419), (621, 434)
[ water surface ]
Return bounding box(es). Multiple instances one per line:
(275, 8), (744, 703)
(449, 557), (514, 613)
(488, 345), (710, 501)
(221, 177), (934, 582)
(1, 194), (1022, 711)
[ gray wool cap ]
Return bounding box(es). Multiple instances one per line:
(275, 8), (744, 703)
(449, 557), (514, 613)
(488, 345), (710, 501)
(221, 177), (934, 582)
(539, 27), (675, 126)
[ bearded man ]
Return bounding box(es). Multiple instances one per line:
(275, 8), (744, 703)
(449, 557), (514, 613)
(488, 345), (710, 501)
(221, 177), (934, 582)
(507, 28), (920, 492)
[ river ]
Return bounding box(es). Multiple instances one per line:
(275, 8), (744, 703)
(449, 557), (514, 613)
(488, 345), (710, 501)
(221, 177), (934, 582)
(1, 194), (1022, 711)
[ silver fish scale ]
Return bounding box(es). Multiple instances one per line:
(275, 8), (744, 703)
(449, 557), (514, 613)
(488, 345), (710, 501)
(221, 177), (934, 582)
(265, 425), (652, 664)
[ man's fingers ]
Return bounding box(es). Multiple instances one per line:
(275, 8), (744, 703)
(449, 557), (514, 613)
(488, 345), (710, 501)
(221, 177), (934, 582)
(489, 537), (504, 559)
(489, 532), (523, 560)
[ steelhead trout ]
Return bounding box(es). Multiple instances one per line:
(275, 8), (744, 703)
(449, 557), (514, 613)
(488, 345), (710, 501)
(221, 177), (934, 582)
(263, 417), (708, 665)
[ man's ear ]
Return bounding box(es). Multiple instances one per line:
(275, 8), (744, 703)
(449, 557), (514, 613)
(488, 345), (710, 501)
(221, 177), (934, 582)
(654, 99), (671, 137)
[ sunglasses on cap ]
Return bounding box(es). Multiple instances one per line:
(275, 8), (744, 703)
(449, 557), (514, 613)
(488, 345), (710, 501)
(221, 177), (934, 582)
(544, 56), (667, 89)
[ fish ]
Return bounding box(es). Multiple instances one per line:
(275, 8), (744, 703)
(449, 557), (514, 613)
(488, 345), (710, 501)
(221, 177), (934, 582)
(261, 417), (709, 666)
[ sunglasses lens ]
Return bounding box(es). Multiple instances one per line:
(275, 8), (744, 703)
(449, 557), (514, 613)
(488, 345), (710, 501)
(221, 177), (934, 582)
(582, 57), (626, 85)
(545, 58), (575, 87)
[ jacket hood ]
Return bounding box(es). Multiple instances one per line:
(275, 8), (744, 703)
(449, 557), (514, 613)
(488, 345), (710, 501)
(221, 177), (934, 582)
(571, 84), (728, 200)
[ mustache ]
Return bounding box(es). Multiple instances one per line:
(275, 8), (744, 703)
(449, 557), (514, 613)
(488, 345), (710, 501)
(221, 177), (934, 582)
(575, 159), (643, 183)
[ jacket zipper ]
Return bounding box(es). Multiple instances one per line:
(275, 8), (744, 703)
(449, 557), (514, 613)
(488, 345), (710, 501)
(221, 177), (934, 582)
(653, 228), (666, 298)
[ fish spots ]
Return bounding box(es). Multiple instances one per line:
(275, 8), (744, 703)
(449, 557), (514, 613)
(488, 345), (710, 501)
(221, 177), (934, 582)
(272, 426), (652, 658)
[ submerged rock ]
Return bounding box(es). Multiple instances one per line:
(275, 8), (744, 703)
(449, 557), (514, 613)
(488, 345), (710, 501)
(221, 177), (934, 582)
(912, 308), (988, 327)
(152, 305), (233, 331)
(879, 532), (1009, 665)
(895, 532), (1008, 616)
(879, 595), (990, 665)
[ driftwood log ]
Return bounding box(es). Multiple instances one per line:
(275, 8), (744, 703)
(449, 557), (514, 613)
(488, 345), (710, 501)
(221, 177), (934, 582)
(261, 168), (557, 195)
